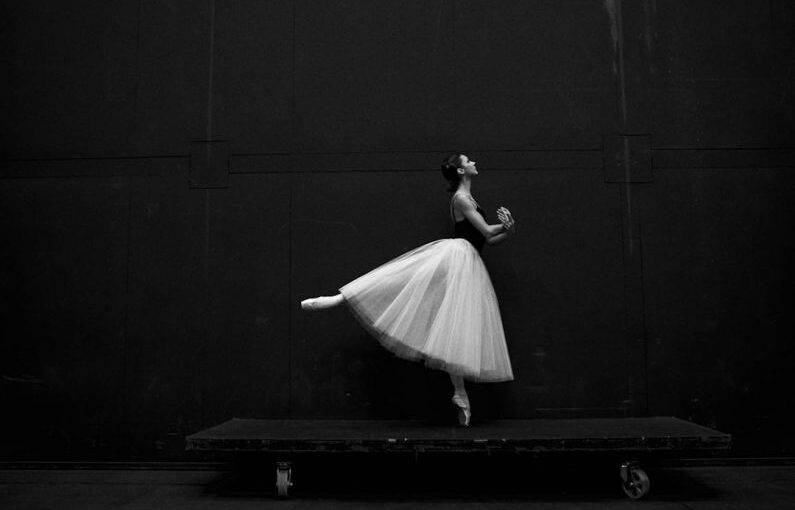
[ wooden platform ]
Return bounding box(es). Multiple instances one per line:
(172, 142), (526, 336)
(186, 417), (731, 455)
(186, 417), (731, 499)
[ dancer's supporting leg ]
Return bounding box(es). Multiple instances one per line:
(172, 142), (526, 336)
(449, 373), (471, 426)
(301, 294), (345, 311)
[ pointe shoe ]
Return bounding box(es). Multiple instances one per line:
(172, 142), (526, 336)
(300, 298), (320, 311)
(451, 394), (471, 427)
(301, 295), (344, 311)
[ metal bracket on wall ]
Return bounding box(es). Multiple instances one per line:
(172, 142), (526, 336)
(189, 140), (230, 189)
(603, 134), (653, 184)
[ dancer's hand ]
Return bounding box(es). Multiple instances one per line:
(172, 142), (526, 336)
(497, 207), (515, 232)
(496, 207), (510, 227)
(496, 207), (512, 220)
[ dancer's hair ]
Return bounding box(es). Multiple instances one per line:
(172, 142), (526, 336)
(441, 153), (464, 192)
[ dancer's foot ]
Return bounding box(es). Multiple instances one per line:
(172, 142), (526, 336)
(451, 393), (471, 427)
(300, 294), (344, 311)
(300, 297), (321, 310)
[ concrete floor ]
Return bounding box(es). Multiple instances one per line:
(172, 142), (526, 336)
(0, 465), (794, 509)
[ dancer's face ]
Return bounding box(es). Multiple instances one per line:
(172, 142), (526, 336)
(458, 155), (478, 177)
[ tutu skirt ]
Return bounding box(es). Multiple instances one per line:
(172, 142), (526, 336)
(339, 238), (513, 382)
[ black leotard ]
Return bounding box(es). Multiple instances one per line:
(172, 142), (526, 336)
(452, 196), (486, 252)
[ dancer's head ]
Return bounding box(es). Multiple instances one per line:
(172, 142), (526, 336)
(441, 153), (478, 192)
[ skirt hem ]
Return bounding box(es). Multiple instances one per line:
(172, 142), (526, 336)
(341, 292), (514, 383)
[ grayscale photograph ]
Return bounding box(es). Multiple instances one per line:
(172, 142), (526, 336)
(1, 1), (793, 508)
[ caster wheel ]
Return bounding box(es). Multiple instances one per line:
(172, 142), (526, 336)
(276, 462), (292, 498)
(620, 462), (650, 499)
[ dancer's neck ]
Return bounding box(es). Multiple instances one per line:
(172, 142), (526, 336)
(455, 179), (472, 195)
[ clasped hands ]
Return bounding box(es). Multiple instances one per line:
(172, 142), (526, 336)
(497, 207), (515, 233)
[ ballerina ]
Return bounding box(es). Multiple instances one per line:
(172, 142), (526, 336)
(301, 153), (516, 426)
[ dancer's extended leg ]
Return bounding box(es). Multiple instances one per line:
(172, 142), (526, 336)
(301, 294), (345, 311)
(449, 373), (471, 426)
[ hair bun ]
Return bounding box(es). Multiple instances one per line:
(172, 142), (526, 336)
(440, 153), (464, 192)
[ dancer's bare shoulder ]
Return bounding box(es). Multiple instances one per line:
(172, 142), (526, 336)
(452, 193), (476, 212)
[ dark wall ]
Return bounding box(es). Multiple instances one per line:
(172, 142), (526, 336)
(1, 1), (793, 460)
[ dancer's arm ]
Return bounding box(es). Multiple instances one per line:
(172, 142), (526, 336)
(454, 194), (510, 239)
(486, 228), (511, 245)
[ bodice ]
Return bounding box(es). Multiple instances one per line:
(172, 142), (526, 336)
(451, 194), (486, 252)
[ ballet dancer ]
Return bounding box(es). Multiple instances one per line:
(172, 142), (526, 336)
(301, 153), (516, 426)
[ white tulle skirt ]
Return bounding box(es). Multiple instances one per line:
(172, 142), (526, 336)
(339, 238), (514, 382)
